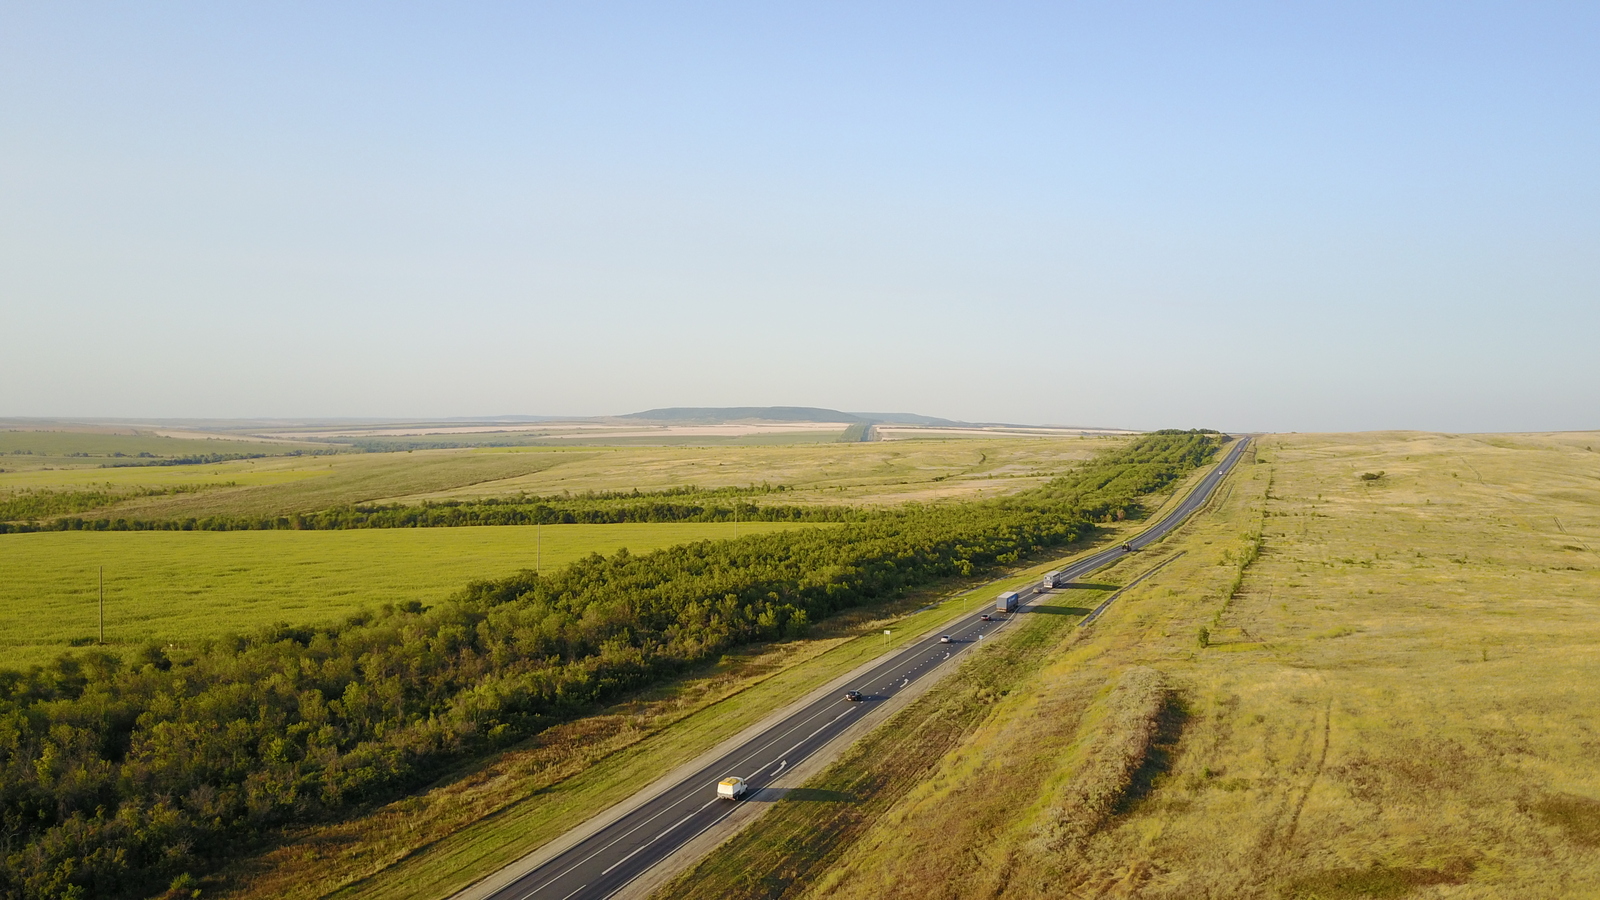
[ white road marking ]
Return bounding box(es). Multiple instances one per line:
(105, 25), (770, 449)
(599, 794), (747, 900)
(519, 695), (855, 895)
(775, 709), (853, 762)
(600, 799), (718, 875)
(592, 711), (860, 894)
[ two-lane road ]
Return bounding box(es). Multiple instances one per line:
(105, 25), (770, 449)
(472, 435), (1252, 900)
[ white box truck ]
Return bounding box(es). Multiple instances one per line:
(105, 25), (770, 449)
(1040, 570), (1064, 589)
(718, 776), (748, 800)
(996, 590), (1020, 613)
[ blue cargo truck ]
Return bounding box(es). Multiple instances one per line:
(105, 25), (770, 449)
(996, 590), (1020, 613)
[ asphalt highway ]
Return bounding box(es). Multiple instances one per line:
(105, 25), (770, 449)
(477, 435), (1252, 900)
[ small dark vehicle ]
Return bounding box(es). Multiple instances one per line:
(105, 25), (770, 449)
(980, 614), (992, 621)
(1121, 542), (1134, 552)
(844, 690), (864, 702)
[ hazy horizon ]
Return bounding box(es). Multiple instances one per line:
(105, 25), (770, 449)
(4, 4), (1596, 433)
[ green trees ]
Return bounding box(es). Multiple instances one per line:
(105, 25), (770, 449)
(0, 487), (853, 533)
(0, 431), (1219, 899)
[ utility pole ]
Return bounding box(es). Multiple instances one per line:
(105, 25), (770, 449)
(98, 566), (104, 645)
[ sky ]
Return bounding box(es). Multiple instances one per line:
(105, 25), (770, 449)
(2, 2), (1597, 432)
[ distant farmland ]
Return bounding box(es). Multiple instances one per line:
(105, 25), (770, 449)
(1, 427), (1126, 670)
(2, 435), (1127, 519)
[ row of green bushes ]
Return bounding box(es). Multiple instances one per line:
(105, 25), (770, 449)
(0, 485), (842, 533)
(0, 485), (221, 524)
(0, 431), (1219, 900)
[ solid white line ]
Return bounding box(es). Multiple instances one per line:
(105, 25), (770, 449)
(724, 696), (852, 774)
(558, 886), (587, 900)
(774, 709), (854, 762)
(600, 799), (718, 875)
(598, 798), (745, 900)
(592, 709), (854, 898)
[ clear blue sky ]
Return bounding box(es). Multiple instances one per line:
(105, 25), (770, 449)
(3, 2), (1596, 431)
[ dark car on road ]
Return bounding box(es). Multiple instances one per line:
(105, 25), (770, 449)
(844, 690), (864, 702)
(980, 614), (992, 621)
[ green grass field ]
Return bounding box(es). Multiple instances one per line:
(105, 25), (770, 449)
(0, 522), (812, 670)
(0, 427), (314, 462)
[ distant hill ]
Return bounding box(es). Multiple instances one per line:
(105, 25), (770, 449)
(621, 407), (865, 424)
(620, 407), (964, 426)
(847, 411), (960, 426)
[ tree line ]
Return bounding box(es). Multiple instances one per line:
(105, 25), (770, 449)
(0, 431), (1220, 900)
(0, 485), (853, 533)
(0, 485), (222, 524)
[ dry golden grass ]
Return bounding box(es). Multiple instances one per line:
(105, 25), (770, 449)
(755, 431), (1600, 900)
(398, 437), (1126, 507)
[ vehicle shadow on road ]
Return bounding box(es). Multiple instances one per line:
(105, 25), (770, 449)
(1058, 582), (1118, 591)
(756, 787), (856, 803)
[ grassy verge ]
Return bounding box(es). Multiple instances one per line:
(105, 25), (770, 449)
(0, 522), (814, 669)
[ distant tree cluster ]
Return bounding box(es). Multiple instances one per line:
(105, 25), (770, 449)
(0, 431), (1219, 899)
(97, 450), (342, 468)
(0, 485), (219, 523)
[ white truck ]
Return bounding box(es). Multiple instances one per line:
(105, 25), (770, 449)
(996, 590), (1020, 613)
(1040, 570), (1064, 589)
(717, 776), (749, 800)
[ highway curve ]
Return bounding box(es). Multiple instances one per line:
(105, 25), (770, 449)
(460, 435), (1253, 900)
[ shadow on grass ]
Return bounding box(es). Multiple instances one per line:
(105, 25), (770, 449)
(1115, 693), (1190, 815)
(764, 787), (856, 803)
(1284, 862), (1469, 899)
(1030, 606), (1093, 617)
